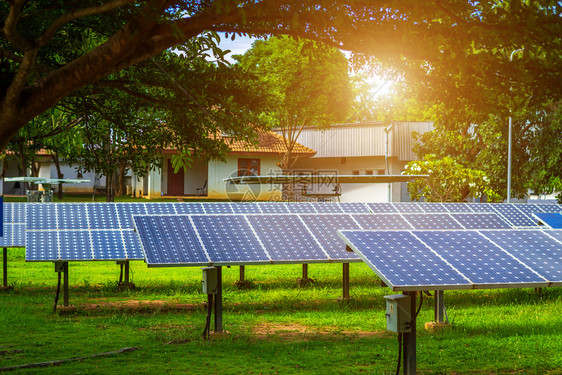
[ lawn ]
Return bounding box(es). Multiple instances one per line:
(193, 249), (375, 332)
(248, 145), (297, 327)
(1, 245), (561, 374)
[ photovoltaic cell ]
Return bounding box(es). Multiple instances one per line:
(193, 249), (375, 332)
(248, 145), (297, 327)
(311, 203), (343, 213)
(57, 204), (89, 229)
(537, 204), (562, 213)
(0, 224), (25, 247)
(246, 214), (327, 261)
(256, 202), (289, 214)
(338, 230), (471, 289)
(285, 203), (316, 213)
(121, 230), (144, 259)
(3, 203), (12, 223)
(299, 214), (360, 260)
(191, 215), (269, 263)
(393, 202), (424, 213)
(58, 231), (92, 261)
(515, 203), (549, 219)
(27, 203), (57, 230)
(12, 203), (26, 223)
(413, 230), (545, 285)
(545, 229), (562, 244)
(202, 203), (234, 214)
(230, 203), (262, 214)
(338, 203), (371, 213)
(145, 203), (177, 215)
(450, 213), (511, 229)
(489, 204), (536, 227)
(352, 214), (412, 230)
(419, 203), (448, 213)
(88, 203), (119, 229)
(534, 212), (562, 229)
(26, 231), (57, 261)
(481, 230), (562, 283)
(134, 216), (208, 265)
(115, 203), (147, 229)
(367, 203), (398, 213)
(403, 213), (463, 230)
(174, 203), (205, 214)
(91, 231), (128, 260)
(441, 203), (474, 213)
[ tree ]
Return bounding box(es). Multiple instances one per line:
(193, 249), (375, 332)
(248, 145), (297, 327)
(403, 154), (501, 203)
(2, 1), (560, 153)
(235, 36), (352, 173)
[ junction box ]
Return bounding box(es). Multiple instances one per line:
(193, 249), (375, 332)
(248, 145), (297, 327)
(201, 267), (218, 294)
(384, 294), (412, 333)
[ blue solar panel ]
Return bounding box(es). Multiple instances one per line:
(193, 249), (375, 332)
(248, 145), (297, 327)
(545, 229), (562, 244)
(26, 231), (57, 261)
(174, 203), (205, 214)
(352, 214), (412, 230)
(246, 214), (327, 261)
(367, 203), (398, 213)
(191, 215), (269, 263)
(145, 203), (176, 215)
(0, 224), (10, 247)
(27, 203), (57, 230)
(481, 230), (562, 283)
(285, 203), (316, 213)
(489, 204), (537, 227)
(115, 203), (147, 229)
(299, 214), (360, 260)
(121, 230), (144, 259)
(91, 231), (128, 260)
(57, 204), (89, 229)
(202, 203), (234, 214)
(534, 212), (562, 228)
(450, 213), (511, 229)
(413, 231), (546, 285)
(393, 202), (424, 213)
(3, 202), (11, 224)
(255, 202), (289, 214)
(537, 204), (562, 213)
(338, 203), (371, 213)
(338, 230), (471, 289)
(58, 231), (92, 260)
(311, 203), (343, 213)
(515, 204), (549, 219)
(230, 203), (262, 214)
(419, 203), (448, 213)
(12, 203), (26, 223)
(403, 213), (464, 230)
(88, 203), (119, 229)
(441, 203), (474, 213)
(134, 216), (209, 265)
(0, 224), (25, 247)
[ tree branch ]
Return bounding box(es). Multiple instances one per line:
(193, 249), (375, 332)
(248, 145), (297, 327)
(3, 0), (33, 51)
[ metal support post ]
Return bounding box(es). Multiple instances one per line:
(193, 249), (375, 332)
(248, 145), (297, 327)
(214, 266), (223, 333)
(403, 291), (417, 375)
(124, 260), (130, 284)
(298, 264), (314, 286)
(434, 290), (444, 323)
(3, 247), (7, 288)
(342, 263), (350, 300)
(235, 265), (251, 288)
(302, 264), (308, 279)
(61, 262), (69, 306)
(116, 260), (135, 290)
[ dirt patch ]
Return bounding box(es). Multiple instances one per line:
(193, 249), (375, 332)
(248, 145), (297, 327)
(250, 322), (389, 342)
(80, 299), (199, 312)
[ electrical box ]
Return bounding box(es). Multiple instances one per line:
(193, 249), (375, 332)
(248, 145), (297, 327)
(201, 267), (218, 294)
(384, 294), (412, 333)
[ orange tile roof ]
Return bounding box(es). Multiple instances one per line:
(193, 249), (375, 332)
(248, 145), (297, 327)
(225, 131), (316, 156)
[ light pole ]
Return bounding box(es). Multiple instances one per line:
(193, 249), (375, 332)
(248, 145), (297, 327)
(507, 48), (524, 203)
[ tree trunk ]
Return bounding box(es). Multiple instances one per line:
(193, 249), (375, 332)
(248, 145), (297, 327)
(51, 152), (64, 200)
(117, 162), (127, 196)
(106, 173), (114, 202)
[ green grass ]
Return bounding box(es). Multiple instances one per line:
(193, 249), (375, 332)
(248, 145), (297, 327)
(1, 247), (561, 374)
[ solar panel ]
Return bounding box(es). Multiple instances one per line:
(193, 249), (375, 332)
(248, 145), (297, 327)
(11, 203), (26, 223)
(545, 229), (562, 243)
(174, 202), (205, 214)
(230, 203), (262, 214)
(202, 203), (234, 214)
(310, 203), (343, 213)
(190, 215), (269, 263)
(419, 203), (449, 213)
(115, 203), (147, 229)
(145, 203), (177, 215)
(393, 202), (424, 213)
(450, 213), (512, 229)
(0, 224), (25, 247)
(91, 231), (128, 260)
(88, 203), (119, 229)
(412, 230), (546, 285)
(489, 204), (537, 227)
(338, 230), (471, 290)
(481, 230), (562, 283)
(58, 231), (92, 260)
(133, 215), (209, 266)
(255, 202), (290, 214)
(536, 204), (562, 213)
(27, 203), (57, 230)
(514, 203), (549, 218)
(338, 202), (371, 213)
(26, 231), (57, 261)
(3, 202), (11, 224)
(57, 204), (89, 229)
(402, 213), (463, 230)
(246, 214), (328, 262)
(441, 203), (474, 213)
(299, 214), (360, 260)
(367, 203), (398, 213)
(285, 202), (316, 213)
(352, 214), (412, 230)
(534, 212), (562, 229)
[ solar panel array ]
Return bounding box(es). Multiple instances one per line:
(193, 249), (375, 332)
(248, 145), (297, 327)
(533, 212), (562, 229)
(1, 203), (26, 247)
(338, 229), (562, 291)
(133, 211), (540, 267)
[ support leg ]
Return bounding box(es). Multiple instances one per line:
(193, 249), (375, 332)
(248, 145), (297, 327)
(403, 291), (417, 375)
(214, 266), (223, 333)
(235, 265), (251, 288)
(297, 264), (314, 286)
(338, 263), (351, 303)
(434, 290), (444, 323)
(2, 247), (9, 290)
(117, 260), (135, 290)
(63, 262), (69, 307)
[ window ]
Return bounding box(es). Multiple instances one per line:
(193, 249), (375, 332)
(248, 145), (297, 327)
(352, 170), (360, 175)
(238, 158), (260, 176)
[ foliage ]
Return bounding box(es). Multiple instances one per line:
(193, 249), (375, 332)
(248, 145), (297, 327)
(235, 36), (352, 171)
(404, 154), (501, 202)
